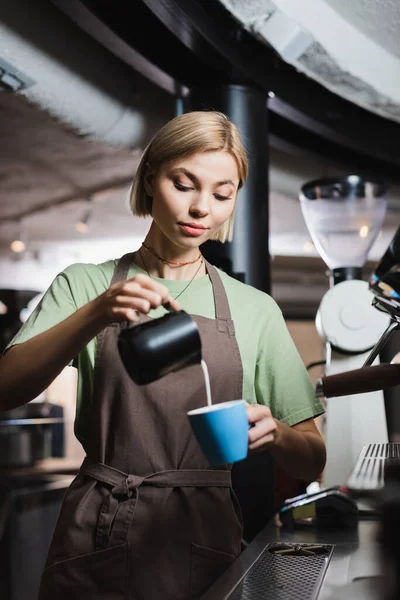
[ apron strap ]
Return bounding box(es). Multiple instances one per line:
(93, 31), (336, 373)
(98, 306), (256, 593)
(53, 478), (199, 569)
(145, 469), (232, 487)
(96, 253), (137, 356)
(81, 456), (144, 494)
(204, 261), (235, 333)
(80, 457), (232, 550)
(110, 252), (136, 287)
(81, 457), (232, 490)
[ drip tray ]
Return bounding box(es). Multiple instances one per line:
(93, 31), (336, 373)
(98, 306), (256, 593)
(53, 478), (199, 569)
(227, 543), (334, 600)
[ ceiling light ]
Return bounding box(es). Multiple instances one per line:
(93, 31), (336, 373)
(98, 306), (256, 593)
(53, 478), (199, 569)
(10, 239), (26, 253)
(348, 175), (361, 185)
(359, 225), (369, 238)
(75, 220), (89, 233)
(75, 205), (92, 233)
(303, 241), (314, 253)
(10, 219), (26, 253)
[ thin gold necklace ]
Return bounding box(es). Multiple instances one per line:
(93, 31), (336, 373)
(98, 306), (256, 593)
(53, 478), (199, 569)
(138, 249), (204, 302)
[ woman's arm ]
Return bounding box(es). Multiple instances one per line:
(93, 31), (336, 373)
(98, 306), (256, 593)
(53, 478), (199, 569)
(246, 403), (326, 483)
(0, 300), (108, 411)
(0, 274), (177, 411)
(249, 297), (326, 482)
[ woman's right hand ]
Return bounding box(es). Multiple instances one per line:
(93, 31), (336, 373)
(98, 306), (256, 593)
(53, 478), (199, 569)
(0, 273), (181, 410)
(93, 273), (180, 325)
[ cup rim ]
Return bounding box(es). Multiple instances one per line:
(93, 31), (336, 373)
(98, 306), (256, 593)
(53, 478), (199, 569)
(187, 399), (245, 416)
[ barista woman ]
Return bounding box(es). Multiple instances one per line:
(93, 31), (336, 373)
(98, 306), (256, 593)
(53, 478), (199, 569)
(0, 111), (326, 599)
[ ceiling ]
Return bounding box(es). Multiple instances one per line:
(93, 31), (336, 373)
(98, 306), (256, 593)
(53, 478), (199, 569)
(219, 0), (400, 123)
(0, 0), (398, 271)
(324, 0), (400, 59)
(0, 92), (149, 245)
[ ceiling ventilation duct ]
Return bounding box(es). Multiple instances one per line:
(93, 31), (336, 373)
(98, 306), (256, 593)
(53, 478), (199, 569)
(0, 0), (173, 147)
(218, 0), (400, 124)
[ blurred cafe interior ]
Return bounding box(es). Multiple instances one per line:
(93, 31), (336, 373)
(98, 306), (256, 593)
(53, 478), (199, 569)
(0, 1), (400, 599)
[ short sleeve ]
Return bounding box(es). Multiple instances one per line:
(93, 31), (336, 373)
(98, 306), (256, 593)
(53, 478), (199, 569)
(255, 302), (325, 426)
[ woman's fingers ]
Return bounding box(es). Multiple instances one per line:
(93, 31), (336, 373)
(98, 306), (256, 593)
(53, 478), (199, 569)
(126, 274), (170, 302)
(164, 297), (181, 312)
(110, 275), (168, 309)
(118, 283), (164, 309)
(246, 402), (277, 451)
(249, 433), (276, 452)
(113, 296), (152, 314)
(101, 274), (181, 324)
(119, 276), (181, 312)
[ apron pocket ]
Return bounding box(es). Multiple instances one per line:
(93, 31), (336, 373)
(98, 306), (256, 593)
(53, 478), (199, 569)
(190, 542), (235, 599)
(39, 542), (130, 600)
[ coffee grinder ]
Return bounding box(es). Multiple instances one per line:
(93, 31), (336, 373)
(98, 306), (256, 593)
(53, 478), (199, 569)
(299, 176), (390, 486)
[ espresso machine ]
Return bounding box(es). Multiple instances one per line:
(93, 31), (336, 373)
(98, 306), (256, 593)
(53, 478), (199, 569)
(299, 176), (391, 486)
(316, 225), (400, 490)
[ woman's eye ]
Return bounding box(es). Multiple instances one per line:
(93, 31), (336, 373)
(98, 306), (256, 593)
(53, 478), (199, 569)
(174, 182), (192, 191)
(214, 194), (231, 201)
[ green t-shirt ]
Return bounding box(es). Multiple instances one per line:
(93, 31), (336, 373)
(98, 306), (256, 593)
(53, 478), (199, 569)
(8, 258), (324, 444)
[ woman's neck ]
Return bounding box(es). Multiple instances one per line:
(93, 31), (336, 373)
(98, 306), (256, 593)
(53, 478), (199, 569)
(136, 225), (206, 280)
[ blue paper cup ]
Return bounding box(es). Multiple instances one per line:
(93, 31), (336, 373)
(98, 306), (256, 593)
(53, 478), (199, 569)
(187, 400), (249, 466)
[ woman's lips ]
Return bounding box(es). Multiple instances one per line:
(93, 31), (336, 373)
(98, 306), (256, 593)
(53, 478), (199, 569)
(178, 223), (207, 237)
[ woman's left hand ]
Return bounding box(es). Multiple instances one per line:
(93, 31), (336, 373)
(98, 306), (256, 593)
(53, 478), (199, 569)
(246, 402), (278, 452)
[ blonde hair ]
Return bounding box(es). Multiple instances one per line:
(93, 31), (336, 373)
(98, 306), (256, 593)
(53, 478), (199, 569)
(129, 111), (248, 242)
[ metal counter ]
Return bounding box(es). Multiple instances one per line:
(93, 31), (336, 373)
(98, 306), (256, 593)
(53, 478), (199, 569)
(201, 516), (384, 600)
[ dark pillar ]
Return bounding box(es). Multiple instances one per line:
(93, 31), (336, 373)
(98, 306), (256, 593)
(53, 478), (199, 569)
(186, 84), (270, 294)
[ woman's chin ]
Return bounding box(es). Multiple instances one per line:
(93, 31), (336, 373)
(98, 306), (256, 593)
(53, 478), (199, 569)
(176, 232), (209, 247)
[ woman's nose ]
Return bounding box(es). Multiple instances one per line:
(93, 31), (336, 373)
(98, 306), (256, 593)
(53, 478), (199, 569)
(189, 193), (209, 217)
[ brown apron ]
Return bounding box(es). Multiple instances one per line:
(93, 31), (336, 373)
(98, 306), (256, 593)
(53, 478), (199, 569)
(39, 253), (244, 600)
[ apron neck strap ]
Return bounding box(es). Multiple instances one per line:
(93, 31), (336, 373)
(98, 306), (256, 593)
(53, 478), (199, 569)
(110, 253), (136, 286)
(110, 253), (232, 321)
(204, 260), (232, 321)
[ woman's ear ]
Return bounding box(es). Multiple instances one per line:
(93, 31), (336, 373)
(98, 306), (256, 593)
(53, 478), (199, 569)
(143, 163), (154, 197)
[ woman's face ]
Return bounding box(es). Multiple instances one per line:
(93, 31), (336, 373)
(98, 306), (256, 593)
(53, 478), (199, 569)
(145, 150), (240, 250)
